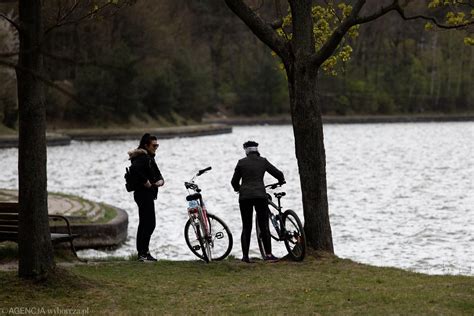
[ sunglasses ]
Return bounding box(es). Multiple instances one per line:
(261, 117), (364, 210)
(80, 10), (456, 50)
(151, 144), (159, 149)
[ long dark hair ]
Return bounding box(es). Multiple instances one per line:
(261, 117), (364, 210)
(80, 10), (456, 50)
(138, 133), (157, 149)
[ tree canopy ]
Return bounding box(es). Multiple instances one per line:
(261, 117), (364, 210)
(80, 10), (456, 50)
(1, 0), (473, 128)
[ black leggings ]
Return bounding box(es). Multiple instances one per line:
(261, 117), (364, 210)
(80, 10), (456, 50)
(134, 190), (156, 256)
(239, 198), (272, 258)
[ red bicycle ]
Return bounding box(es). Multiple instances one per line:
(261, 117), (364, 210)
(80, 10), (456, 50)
(184, 167), (233, 262)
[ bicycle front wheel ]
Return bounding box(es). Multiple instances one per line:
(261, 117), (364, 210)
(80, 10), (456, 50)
(184, 214), (233, 262)
(207, 213), (233, 261)
(255, 213), (280, 259)
(184, 219), (210, 262)
(282, 209), (306, 261)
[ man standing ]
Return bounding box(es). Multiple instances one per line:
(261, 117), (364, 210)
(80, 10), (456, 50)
(128, 133), (164, 262)
(231, 140), (285, 263)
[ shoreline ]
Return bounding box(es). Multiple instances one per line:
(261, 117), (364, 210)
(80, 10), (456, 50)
(0, 123), (232, 148)
(203, 113), (474, 125)
(1, 114), (472, 148)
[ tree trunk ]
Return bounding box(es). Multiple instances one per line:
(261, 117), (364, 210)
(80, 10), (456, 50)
(286, 0), (333, 253)
(286, 60), (334, 253)
(16, 0), (55, 279)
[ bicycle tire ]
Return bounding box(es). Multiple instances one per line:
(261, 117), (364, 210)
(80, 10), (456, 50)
(255, 215), (266, 258)
(255, 213), (279, 259)
(184, 219), (209, 262)
(282, 209), (306, 261)
(184, 213), (233, 261)
(207, 213), (233, 261)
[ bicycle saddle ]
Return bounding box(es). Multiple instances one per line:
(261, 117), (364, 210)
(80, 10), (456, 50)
(186, 193), (201, 201)
(274, 192), (286, 199)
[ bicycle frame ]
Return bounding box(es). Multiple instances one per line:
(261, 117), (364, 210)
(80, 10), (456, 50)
(266, 192), (287, 241)
(188, 195), (210, 240)
(186, 184), (210, 235)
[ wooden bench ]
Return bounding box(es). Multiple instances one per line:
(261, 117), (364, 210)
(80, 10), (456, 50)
(0, 202), (83, 261)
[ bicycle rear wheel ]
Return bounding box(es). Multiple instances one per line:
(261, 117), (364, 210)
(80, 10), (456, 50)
(184, 219), (210, 262)
(282, 209), (306, 261)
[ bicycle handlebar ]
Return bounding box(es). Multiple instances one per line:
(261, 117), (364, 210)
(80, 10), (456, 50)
(265, 181), (286, 189)
(197, 166), (212, 176)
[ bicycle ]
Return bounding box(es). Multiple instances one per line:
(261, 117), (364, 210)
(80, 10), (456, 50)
(184, 166), (233, 262)
(255, 182), (306, 261)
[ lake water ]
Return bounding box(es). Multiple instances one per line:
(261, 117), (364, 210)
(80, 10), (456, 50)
(0, 123), (472, 275)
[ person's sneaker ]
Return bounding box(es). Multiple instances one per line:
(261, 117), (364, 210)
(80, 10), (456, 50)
(145, 253), (157, 261)
(264, 254), (279, 262)
(138, 253), (157, 262)
(241, 256), (254, 264)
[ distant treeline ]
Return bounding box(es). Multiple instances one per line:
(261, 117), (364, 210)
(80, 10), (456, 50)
(0, 1), (472, 127)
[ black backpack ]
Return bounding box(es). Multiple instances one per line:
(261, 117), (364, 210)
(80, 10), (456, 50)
(124, 166), (138, 192)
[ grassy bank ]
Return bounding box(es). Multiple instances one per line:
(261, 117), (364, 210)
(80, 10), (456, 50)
(0, 254), (472, 314)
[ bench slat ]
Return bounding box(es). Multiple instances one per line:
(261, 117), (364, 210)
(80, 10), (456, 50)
(0, 220), (18, 226)
(0, 214), (18, 220)
(0, 225), (18, 232)
(0, 231), (18, 241)
(0, 202), (19, 213)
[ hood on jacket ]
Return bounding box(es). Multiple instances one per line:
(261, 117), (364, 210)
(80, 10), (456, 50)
(128, 148), (148, 160)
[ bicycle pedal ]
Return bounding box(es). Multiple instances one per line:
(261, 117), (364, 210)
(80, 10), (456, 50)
(192, 245), (201, 250)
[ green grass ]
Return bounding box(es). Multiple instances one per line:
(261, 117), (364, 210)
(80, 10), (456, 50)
(96, 204), (117, 224)
(0, 254), (472, 315)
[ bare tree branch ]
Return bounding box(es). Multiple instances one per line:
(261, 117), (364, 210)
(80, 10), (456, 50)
(44, 1), (116, 35)
(393, 5), (474, 30)
(0, 12), (20, 32)
(59, 1), (81, 25)
(353, 0), (399, 24)
(355, 0), (473, 29)
(0, 59), (86, 108)
(225, 0), (290, 62)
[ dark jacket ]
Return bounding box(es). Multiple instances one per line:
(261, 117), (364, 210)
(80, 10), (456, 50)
(231, 153), (285, 200)
(128, 148), (164, 199)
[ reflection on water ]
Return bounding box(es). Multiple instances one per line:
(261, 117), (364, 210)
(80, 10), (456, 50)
(0, 122), (472, 275)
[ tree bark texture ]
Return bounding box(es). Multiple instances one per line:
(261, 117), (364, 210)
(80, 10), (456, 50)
(287, 0), (334, 252)
(17, 0), (55, 279)
(287, 61), (334, 252)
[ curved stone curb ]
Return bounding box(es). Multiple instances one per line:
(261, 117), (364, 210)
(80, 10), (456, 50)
(50, 204), (128, 249)
(57, 123), (232, 141)
(0, 124), (232, 148)
(1, 189), (128, 249)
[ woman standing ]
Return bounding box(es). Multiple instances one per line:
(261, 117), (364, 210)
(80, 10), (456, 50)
(231, 141), (285, 263)
(128, 133), (164, 262)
